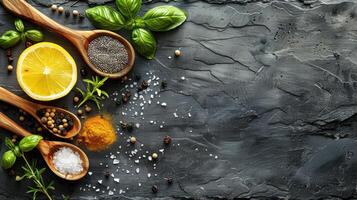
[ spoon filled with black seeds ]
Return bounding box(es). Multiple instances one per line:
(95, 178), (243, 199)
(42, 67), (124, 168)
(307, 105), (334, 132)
(0, 87), (81, 139)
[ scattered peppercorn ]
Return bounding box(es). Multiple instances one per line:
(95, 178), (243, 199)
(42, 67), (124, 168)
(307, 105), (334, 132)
(138, 80), (149, 92)
(73, 96), (80, 103)
(84, 105), (92, 113)
(122, 91), (131, 103)
(77, 109), (83, 115)
(163, 136), (172, 145)
(166, 177), (173, 185)
(25, 41), (33, 48)
(130, 136), (136, 144)
(72, 10), (79, 16)
(58, 6), (64, 13)
(135, 75), (141, 81)
(65, 10), (70, 17)
(127, 122), (134, 132)
(80, 67), (87, 76)
(151, 185), (158, 193)
(152, 153), (158, 160)
(51, 4), (58, 11)
(79, 14), (85, 20)
(6, 49), (12, 57)
(7, 56), (14, 64)
(175, 49), (181, 57)
(161, 81), (167, 89)
(121, 76), (128, 83)
(105, 171), (110, 178)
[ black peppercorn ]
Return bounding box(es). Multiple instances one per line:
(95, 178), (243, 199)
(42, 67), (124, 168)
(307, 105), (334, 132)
(79, 14), (85, 20)
(80, 67), (87, 76)
(135, 75), (141, 81)
(163, 136), (172, 145)
(152, 185), (158, 193)
(120, 122), (127, 129)
(161, 81), (167, 89)
(65, 10), (70, 17)
(8, 56), (14, 64)
(127, 123), (134, 132)
(166, 177), (173, 185)
(6, 49), (12, 57)
(105, 171), (110, 178)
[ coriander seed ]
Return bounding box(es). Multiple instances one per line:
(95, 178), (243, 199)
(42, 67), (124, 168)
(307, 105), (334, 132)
(7, 65), (13, 72)
(51, 4), (58, 11)
(152, 153), (158, 160)
(19, 116), (25, 121)
(130, 136), (137, 144)
(73, 96), (80, 103)
(77, 109), (83, 115)
(72, 10), (79, 16)
(85, 105), (92, 113)
(175, 49), (181, 57)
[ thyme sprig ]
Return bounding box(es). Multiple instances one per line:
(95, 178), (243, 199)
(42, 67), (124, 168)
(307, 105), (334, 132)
(76, 76), (109, 109)
(4, 138), (54, 200)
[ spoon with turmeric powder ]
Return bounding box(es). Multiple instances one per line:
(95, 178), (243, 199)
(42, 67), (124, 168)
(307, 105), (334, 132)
(0, 87), (81, 139)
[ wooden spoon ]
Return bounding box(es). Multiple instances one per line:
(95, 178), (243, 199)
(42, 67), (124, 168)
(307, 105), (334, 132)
(0, 112), (89, 180)
(2, 0), (135, 79)
(0, 87), (81, 139)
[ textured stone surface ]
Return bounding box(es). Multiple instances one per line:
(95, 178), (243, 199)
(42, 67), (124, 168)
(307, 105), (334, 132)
(1, 0), (357, 199)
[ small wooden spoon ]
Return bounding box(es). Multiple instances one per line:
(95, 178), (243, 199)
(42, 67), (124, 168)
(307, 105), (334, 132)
(2, 0), (135, 79)
(0, 112), (89, 181)
(0, 87), (81, 139)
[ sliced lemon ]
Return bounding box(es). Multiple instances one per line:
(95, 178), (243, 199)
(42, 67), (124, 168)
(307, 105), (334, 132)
(17, 42), (77, 101)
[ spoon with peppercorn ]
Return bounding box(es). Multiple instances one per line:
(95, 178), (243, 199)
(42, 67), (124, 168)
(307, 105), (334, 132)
(0, 112), (89, 180)
(0, 87), (81, 139)
(2, 0), (135, 79)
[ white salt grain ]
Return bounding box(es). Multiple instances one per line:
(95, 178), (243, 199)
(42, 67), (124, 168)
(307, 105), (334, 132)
(52, 147), (83, 175)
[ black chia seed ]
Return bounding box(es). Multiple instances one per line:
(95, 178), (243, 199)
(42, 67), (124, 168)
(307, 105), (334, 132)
(87, 36), (128, 74)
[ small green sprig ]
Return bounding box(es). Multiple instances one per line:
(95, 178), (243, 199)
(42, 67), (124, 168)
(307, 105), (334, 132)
(76, 76), (109, 109)
(2, 136), (54, 200)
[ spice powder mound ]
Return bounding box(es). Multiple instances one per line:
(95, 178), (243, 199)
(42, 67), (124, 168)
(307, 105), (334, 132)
(77, 114), (117, 151)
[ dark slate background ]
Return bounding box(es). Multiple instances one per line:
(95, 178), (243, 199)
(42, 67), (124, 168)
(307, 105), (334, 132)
(1, 0), (357, 199)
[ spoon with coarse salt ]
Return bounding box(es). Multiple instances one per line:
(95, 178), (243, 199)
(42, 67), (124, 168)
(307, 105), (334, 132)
(0, 87), (81, 139)
(0, 112), (89, 181)
(2, 0), (135, 79)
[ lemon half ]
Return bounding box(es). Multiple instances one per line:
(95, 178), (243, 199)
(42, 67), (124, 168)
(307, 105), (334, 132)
(17, 42), (77, 101)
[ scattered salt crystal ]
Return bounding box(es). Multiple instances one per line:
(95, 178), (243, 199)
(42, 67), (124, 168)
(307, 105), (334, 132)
(147, 173), (151, 178)
(188, 113), (192, 117)
(126, 170), (130, 174)
(138, 183), (141, 187)
(173, 113), (178, 118)
(181, 76), (186, 80)
(114, 178), (120, 183)
(111, 173), (114, 177)
(150, 120), (154, 124)
(98, 180), (103, 184)
(135, 123), (140, 128)
(88, 172), (93, 176)
(52, 147), (83, 175)
(108, 191), (114, 195)
(148, 156), (152, 161)
(136, 168), (140, 174)
(134, 160), (139, 164)
(113, 159), (120, 165)
(215, 156), (218, 159)
(160, 125), (164, 129)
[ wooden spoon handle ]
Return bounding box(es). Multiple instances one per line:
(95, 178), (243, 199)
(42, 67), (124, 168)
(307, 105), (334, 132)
(2, 0), (78, 42)
(0, 112), (31, 137)
(0, 87), (39, 115)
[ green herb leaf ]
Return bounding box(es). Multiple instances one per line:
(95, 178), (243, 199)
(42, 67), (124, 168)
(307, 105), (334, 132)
(15, 19), (25, 32)
(25, 30), (44, 42)
(5, 137), (16, 150)
(115, 0), (142, 19)
(78, 76), (109, 109)
(19, 135), (43, 152)
(131, 28), (156, 59)
(143, 5), (187, 32)
(2, 150), (16, 169)
(0, 30), (21, 49)
(85, 6), (126, 31)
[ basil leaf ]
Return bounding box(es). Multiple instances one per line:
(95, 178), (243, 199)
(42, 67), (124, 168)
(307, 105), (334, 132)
(86, 6), (126, 31)
(2, 150), (16, 169)
(14, 19), (24, 32)
(115, 0), (141, 19)
(19, 135), (43, 152)
(132, 28), (156, 59)
(143, 6), (187, 32)
(25, 30), (44, 42)
(0, 30), (21, 49)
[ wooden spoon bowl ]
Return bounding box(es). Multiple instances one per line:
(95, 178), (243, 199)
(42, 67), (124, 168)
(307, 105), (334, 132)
(0, 112), (89, 181)
(0, 87), (81, 139)
(2, 0), (135, 79)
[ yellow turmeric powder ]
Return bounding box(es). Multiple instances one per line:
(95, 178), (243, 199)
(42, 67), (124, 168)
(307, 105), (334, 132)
(77, 114), (116, 151)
